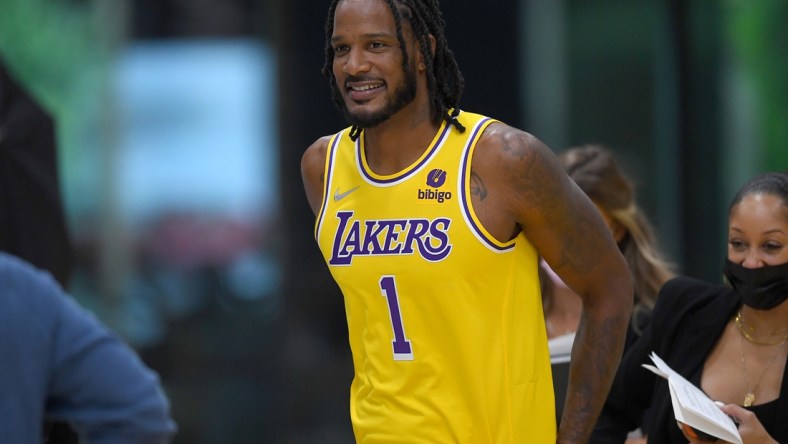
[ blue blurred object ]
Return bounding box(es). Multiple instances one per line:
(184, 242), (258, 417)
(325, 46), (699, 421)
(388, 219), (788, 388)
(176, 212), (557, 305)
(114, 39), (278, 224)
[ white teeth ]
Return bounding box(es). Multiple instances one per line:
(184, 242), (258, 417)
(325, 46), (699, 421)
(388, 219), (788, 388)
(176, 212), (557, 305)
(351, 84), (379, 91)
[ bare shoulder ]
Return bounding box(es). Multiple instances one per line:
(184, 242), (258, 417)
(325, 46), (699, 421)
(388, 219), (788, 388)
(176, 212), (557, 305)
(472, 122), (609, 275)
(474, 122), (571, 217)
(302, 135), (332, 170)
(477, 121), (543, 153)
(301, 135), (333, 215)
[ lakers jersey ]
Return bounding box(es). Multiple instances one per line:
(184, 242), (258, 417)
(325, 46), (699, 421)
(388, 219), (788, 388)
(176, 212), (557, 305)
(314, 111), (556, 443)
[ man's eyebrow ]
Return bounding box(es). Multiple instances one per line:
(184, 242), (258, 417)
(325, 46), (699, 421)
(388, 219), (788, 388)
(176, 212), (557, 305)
(331, 32), (396, 43)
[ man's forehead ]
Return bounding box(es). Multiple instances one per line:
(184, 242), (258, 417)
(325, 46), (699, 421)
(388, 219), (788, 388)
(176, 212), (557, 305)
(334, 0), (411, 24)
(333, 0), (412, 39)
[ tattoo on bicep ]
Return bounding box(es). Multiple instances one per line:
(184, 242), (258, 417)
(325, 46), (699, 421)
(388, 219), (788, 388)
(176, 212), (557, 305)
(559, 216), (607, 274)
(470, 171), (488, 200)
(499, 131), (606, 274)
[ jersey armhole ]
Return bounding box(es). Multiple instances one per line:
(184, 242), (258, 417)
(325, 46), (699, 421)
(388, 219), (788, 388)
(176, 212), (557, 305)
(458, 119), (516, 252)
(314, 130), (346, 239)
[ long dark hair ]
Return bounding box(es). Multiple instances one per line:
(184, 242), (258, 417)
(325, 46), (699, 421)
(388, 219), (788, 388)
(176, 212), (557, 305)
(322, 0), (466, 140)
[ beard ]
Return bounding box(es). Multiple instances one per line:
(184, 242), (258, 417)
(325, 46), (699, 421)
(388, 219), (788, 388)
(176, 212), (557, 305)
(339, 64), (418, 129)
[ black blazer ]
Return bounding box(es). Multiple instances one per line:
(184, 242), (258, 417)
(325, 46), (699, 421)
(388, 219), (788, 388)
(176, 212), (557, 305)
(591, 276), (788, 443)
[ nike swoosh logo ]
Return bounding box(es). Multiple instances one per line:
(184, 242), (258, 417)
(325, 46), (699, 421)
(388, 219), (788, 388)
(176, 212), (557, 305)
(334, 186), (360, 201)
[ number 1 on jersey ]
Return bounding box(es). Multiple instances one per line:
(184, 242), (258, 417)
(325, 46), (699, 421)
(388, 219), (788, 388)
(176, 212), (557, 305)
(379, 276), (414, 361)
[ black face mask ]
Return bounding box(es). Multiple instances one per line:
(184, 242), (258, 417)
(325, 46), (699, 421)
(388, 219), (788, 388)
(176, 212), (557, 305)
(723, 259), (788, 310)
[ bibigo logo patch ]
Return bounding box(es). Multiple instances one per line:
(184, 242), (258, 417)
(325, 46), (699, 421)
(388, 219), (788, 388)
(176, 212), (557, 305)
(418, 168), (452, 203)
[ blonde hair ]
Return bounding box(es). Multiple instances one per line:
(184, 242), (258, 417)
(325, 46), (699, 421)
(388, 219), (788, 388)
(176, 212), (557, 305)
(560, 145), (675, 330)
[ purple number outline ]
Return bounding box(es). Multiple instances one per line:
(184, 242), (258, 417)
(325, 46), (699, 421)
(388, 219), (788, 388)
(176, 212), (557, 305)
(379, 276), (414, 361)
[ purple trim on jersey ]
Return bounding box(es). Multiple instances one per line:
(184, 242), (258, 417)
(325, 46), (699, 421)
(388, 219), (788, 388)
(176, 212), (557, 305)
(459, 118), (513, 252)
(315, 131), (344, 240)
(356, 123), (452, 185)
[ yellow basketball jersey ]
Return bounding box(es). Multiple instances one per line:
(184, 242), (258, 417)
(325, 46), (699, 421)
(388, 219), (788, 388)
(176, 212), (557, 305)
(315, 111), (556, 443)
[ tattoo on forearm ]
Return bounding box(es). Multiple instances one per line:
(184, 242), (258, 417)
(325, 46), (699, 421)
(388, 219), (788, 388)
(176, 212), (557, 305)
(558, 315), (627, 443)
(470, 171), (487, 200)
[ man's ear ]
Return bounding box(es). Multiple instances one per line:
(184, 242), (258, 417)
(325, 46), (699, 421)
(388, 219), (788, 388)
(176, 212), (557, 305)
(418, 34), (437, 71)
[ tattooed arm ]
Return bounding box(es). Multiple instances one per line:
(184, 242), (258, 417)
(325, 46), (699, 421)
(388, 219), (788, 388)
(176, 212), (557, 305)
(301, 136), (332, 216)
(472, 123), (633, 444)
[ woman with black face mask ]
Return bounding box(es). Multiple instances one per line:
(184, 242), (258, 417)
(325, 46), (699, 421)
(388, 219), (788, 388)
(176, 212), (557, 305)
(591, 171), (788, 444)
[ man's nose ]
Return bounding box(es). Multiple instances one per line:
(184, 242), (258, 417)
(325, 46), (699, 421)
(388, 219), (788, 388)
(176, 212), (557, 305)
(344, 49), (370, 75)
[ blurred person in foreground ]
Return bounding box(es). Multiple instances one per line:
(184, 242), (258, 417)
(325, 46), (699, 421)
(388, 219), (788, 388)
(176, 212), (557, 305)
(0, 252), (177, 443)
(0, 57), (73, 289)
(591, 171), (788, 443)
(2, 54), (80, 442)
(300, 0), (633, 441)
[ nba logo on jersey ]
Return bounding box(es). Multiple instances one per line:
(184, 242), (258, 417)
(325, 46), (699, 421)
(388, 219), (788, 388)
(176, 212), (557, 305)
(418, 168), (452, 203)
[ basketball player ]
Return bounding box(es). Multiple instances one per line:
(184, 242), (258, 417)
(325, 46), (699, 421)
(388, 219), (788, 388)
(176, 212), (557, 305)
(300, 0), (634, 441)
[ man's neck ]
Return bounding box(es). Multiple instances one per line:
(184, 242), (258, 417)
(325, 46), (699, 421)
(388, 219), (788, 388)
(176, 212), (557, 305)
(362, 106), (441, 176)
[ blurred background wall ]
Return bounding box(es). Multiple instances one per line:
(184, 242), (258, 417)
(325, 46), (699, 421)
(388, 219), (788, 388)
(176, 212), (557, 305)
(0, 0), (785, 442)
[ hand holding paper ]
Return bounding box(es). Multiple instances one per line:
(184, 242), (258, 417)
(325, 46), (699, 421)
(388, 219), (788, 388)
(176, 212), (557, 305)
(642, 352), (742, 444)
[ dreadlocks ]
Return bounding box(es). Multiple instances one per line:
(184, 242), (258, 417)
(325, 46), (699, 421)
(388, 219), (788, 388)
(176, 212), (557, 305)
(322, 0), (466, 141)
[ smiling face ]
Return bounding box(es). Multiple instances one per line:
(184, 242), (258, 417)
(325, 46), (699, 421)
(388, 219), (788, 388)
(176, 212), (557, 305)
(727, 192), (788, 268)
(330, 0), (420, 128)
